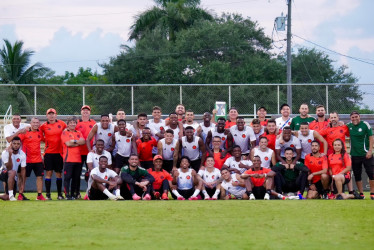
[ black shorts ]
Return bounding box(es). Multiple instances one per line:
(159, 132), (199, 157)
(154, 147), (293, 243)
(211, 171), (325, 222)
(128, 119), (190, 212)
(177, 188), (195, 199)
(88, 187), (108, 200)
(201, 187), (216, 199)
(310, 180), (324, 194)
(190, 159), (201, 172)
(26, 163), (44, 177)
(163, 160), (174, 173)
(44, 153), (63, 172)
(352, 156), (374, 181)
(115, 154), (129, 169)
(253, 186), (266, 199)
(140, 161), (153, 169)
(0, 170), (17, 194)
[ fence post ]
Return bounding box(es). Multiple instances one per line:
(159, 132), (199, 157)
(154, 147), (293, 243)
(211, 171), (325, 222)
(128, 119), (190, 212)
(326, 85), (329, 114)
(228, 85), (231, 109)
(131, 86), (134, 115)
(180, 85), (183, 104)
(82, 86), (85, 106)
(34, 86), (37, 115)
(277, 85), (280, 115)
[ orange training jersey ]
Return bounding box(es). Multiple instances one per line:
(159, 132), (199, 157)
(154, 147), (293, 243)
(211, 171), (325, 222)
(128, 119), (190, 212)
(147, 169), (173, 190)
(225, 120), (236, 129)
(136, 137), (158, 161)
(40, 120), (66, 155)
(328, 153), (351, 176)
(261, 133), (277, 151)
(244, 167), (271, 187)
(61, 129), (83, 163)
(19, 130), (44, 163)
(319, 125), (349, 155)
(208, 151), (231, 170)
(76, 119), (96, 155)
(304, 154), (328, 183)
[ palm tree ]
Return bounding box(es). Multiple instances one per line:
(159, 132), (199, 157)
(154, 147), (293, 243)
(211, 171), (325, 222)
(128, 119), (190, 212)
(129, 0), (213, 42)
(0, 39), (50, 114)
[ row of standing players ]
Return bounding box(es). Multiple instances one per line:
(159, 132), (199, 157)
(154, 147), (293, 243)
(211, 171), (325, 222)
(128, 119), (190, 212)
(1, 103), (373, 200)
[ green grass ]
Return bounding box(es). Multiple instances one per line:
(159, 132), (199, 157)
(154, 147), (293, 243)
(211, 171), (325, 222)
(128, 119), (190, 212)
(1, 193), (374, 249)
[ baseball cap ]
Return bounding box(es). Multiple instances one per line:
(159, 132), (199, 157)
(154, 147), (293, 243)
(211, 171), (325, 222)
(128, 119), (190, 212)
(81, 105), (91, 111)
(153, 155), (163, 161)
(257, 106), (267, 111)
(46, 108), (57, 115)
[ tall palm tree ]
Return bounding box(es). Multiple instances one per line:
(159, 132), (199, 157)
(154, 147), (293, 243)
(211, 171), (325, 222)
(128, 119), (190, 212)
(0, 39), (50, 114)
(129, 0), (213, 42)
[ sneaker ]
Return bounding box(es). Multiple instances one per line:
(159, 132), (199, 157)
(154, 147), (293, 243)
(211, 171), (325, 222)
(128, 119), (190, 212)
(264, 193), (270, 200)
(188, 197), (198, 200)
(116, 195), (125, 200)
(177, 196), (185, 200)
(132, 194), (141, 200)
(57, 194), (65, 200)
(65, 195), (75, 200)
(161, 193), (169, 200)
(9, 195), (17, 201)
(297, 192), (306, 200)
(108, 195), (118, 201)
(17, 194), (24, 201)
(353, 191), (364, 200)
(360, 194), (366, 200)
(21, 194), (29, 200)
(154, 192), (160, 200)
(328, 193), (335, 200)
(36, 194), (46, 201)
(75, 193), (82, 200)
(83, 194), (89, 200)
(322, 193), (329, 200)
(210, 197), (218, 200)
(288, 195), (299, 200)
(46, 193), (52, 200)
(249, 193), (255, 200)
(143, 194), (151, 200)
(204, 196), (210, 200)
(336, 194), (344, 200)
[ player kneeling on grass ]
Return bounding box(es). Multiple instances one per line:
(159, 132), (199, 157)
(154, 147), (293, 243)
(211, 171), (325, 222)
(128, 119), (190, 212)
(120, 154), (155, 200)
(89, 156), (121, 201)
(171, 156), (202, 200)
(198, 155), (221, 200)
(241, 155), (284, 200)
(148, 155), (172, 200)
(220, 168), (248, 200)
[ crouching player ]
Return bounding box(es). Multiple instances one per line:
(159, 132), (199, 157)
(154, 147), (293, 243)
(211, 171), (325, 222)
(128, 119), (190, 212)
(171, 156), (202, 200)
(120, 154), (155, 200)
(241, 155), (284, 200)
(148, 155), (172, 200)
(220, 168), (248, 200)
(88, 156), (121, 200)
(198, 156), (221, 200)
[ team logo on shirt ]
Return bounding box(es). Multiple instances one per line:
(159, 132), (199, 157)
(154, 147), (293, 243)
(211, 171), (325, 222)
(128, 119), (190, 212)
(58, 125), (61, 128)
(186, 175), (191, 180)
(192, 146), (197, 149)
(212, 175), (215, 179)
(340, 130), (344, 133)
(29, 136), (32, 139)
(290, 144), (295, 148)
(38, 135), (41, 138)
(108, 133), (112, 136)
(309, 161), (313, 164)
(160, 127), (164, 130)
(171, 148), (175, 151)
(308, 139), (312, 143)
(104, 175), (108, 180)
(318, 161), (322, 165)
(160, 176), (164, 180)
(77, 135), (80, 138)
(126, 139), (130, 143)
(264, 157), (269, 161)
(89, 125), (93, 128)
(288, 122), (291, 125)
(222, 137), (226, 141)
(242, 134), (246, 138)
(358, 128), (362, 132)
(79, 126), (83, 129)
(16, 158), (20, 162)
(193, 129), (196, 132)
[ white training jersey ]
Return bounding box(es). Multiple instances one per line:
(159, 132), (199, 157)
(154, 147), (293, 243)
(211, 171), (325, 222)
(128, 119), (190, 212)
(297, 130), (315, 159)
(253, 147), (273, 168)
(275, 117), (293, 130)
(223, 156), (253, 174)
(254, 128), (265, 146)
(164, 125), (181, 140)
(88, 167), (118, 191)
(211, 127), (227, 150)
(230, 125), (256, 154)
(221, 174), (246, 198)
(114, 132), (132, 157)
(181, 136), (200, 161)
(149, 119), (166, 154)
(1, 150), (26, 172)
(275, 135), (302, 157)
(159, 138), (178, 161)
(198, 168), (221, 188)
(95, 122), (114, 150)
(183, 122), (200, 136)
(4, 123), (28, 147)
(199, 122), (215, 142)
(177, 168), (193, 190)
(87, 150), (113, 169)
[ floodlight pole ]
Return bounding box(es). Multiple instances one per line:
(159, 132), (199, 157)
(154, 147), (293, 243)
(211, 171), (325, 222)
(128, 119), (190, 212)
(286, 0), (292, 112)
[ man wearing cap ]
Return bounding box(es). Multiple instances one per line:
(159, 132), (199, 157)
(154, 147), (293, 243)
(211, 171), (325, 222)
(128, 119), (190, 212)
(40, 108), (67, 200)
(75, 105), (96, 199)
(148, 155), (172, 200)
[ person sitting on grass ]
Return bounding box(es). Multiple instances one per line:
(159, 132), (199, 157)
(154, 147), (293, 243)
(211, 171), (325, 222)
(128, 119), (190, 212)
(171, 156), (202, 200)
(198, 155), (221, 200)
(220, 168), (248, 200)
(148, 155), (172, 200)
(120, 154), (155, 200)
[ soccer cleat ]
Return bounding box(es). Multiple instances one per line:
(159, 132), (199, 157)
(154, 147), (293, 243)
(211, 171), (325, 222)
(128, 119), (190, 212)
(360, 194), (366, 200)
(297, 192), (306, 200)
(75, 193), (82, 200)
(116, 195), (125, 200)
(177, 196), (185, 200)
(210, 197), (218, 200)
(322, 193), (329, 200)
(352, 191), (363, 200)
(204, 196), (210, 200)
(328, 193), (335, 200)
(161, 193), (169, 200)
(188, 197), (198, 200)
(132, 194), (141, 200)
(154, 192), (160, 200)
(336, 194), (344, 200)
(57, 194), (65, 200)
(17, 194), (24, 201)
(249, 193), (255, 200)
(21, 194), (29, 200)
(108, 195), (118, 201)
(83, 194), (89, 200)
(36, 194), (46, 201)
(65, 195), (75, 200)
(264, 193), (270, 200)
(46, 193), (52, 200)
(9, 195), (17, 201)
(142, 194), (151, 200)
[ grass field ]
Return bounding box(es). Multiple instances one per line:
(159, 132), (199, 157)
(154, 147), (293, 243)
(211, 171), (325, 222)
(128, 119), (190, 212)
(1, 193), (374, 250)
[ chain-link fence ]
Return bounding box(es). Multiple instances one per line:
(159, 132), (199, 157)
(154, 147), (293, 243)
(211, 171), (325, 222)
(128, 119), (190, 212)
(0, 83), (371, 116)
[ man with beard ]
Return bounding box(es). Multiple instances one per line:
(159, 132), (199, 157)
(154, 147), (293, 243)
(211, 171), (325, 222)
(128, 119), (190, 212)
(136, 127), (158, 169)
(222, 146), (253, 174)
(183, 110), (201, 136)
(275, 104), (292, 131)
(230, 117), (256, 158)
(205, 118), (233, 155)
(164, 113), (182, 140)
(275, 127), (302, 165)
(86, 114), (115, 152)
(290, 103), (315, 131)
(199, 112), (215, 143)
(179, 126), (206, 172)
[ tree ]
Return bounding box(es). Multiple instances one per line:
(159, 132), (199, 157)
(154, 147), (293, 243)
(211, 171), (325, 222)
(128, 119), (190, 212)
(129, 0), (213, 42)
(0, 39), (50, 114)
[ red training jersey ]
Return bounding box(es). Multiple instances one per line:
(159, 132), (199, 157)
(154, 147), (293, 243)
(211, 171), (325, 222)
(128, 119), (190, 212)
(261, 132), (277, 151)
(19, 130), (44, 163)
(61, 129), (83, 163)
(40, 120), (66, 155)
(136, 137), (158, 161)
(224, 120), (236, 129)
(76, 119), (96, 155)
(319, 125), (349, 155)
(304, 154), (328, 183)
(148, 169), (173, 190)
(244, 167), (271, 187)
(328, 153), (351, 176)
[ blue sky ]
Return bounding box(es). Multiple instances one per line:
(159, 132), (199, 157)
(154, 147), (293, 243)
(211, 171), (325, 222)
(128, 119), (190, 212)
(1, 0), (374, 108)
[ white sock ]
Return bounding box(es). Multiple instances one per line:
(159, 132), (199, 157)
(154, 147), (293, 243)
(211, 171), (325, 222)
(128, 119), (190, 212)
(9, 190), (14, 197)
(115, 189), (121, 196)
(212, 189), (220, 198)
(172, 190), (182, 198)
(192, 189), (200, 198)
(103, 188), (114, 198)
(202, 190), (209, 198)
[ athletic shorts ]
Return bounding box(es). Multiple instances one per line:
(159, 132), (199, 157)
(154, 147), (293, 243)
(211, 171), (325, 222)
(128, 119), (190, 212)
(201, 187), (216, 199)
(140, 161), (153, 170)
(178, 188), (195, 199)
(115, 154), (129, 169)
(0, 170), (17, 194)
(44, 153), (63, 172)
(352, 156), (374, 181)
(26, 163), (44, 177)
(190, 159), (201, 173)
(88, 187), (108, 200)
(162, 160), (174, 173)
(252, 186), (266, 199)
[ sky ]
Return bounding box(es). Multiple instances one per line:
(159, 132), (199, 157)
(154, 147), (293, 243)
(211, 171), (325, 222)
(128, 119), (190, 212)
(1, 0), (374, 108)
